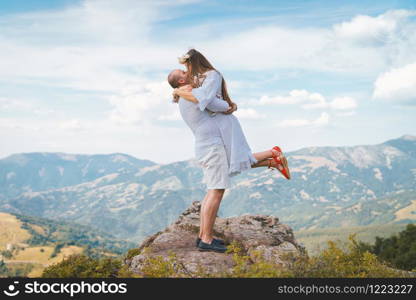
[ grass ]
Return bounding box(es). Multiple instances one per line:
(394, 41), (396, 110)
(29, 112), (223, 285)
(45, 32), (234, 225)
(47, 246), (84, 265)
(0, 212), (31, 250)
(0, 212), (97, 277)
(394, 200), (416, 221)
(11, 246), (54, 264)
(5, 245), (85, 277)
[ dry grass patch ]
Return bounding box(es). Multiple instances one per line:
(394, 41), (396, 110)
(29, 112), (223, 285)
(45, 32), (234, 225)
(0, 213), (31, 250)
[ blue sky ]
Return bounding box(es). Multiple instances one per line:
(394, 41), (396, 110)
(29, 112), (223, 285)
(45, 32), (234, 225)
(0, 0), (415, 164)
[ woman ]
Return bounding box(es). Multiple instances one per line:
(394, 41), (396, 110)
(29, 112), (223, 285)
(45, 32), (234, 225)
(172, 49), (290, 253)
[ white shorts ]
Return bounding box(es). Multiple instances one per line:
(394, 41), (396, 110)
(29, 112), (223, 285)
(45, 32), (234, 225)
(197, 143), (231, 190)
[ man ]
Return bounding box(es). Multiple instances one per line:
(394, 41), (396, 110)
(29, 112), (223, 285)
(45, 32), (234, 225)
(168, 69), (237, 252)
(169, 69), (237, 114)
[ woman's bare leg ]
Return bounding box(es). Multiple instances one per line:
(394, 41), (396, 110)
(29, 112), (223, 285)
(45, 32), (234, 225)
(251, 158), (273, 168)
(251, 148), (281, 168)
(252, 149), (279, 162)
(199, 150), (284, 239)
(251, 149), (291, 179)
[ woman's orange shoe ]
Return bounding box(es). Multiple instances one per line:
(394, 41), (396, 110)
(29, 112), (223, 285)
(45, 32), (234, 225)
(269, 146), (291, 180)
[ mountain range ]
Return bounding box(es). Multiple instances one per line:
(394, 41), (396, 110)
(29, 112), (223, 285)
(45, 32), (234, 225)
(1, 135), (415, 242)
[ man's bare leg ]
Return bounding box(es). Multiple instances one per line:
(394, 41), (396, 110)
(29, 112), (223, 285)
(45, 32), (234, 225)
(198, 193), (209, 239)
(200, 189), (225, 244)
(199, 150), (284, 241)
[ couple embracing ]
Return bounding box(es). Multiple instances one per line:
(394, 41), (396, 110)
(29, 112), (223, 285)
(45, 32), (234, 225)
(168, 49), (290, 253)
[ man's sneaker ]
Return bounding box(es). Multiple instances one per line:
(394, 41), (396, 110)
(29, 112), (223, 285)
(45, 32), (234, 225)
(197, 239), (227, 253)
(195, 237), (225, 247)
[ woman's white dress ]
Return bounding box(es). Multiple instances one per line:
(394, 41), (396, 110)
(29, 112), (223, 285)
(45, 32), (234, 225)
(191, 70), (258, 177)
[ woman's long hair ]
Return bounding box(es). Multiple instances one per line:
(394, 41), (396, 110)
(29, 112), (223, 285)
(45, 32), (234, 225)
(183, 49), (233, 106)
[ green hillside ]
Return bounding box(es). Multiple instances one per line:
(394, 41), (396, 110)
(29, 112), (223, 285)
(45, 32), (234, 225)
(0, 212), (134, 277)
(295, 222), (414, 255)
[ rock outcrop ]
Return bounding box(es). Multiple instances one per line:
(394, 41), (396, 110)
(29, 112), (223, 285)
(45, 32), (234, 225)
(127, 201), (306, 276)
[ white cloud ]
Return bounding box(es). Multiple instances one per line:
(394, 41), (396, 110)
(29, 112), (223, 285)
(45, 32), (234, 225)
(59, 119), (86, 131)
(259, 90), (326, 108)
(234, 108), (265, 120)
(0, 118), (27, 130)
(276, 112), (329, 128)
(0, 97), (55, 116)
(34, 108), (56, 116)
(0, 3), (414, 163)
(0, 6), (403, 90)
(329, 97), (357, 110)
(314, 112), (330, 126)
(0, 7), (414, 92)
(108, 81), (173, 125)
(201, 26), (330, 71)
(158, 110), (182, 121)
(301, 94), (327, 109)
(372, 62), (416, 103)
(0, 0), (186, 92)
(187, 9), (416, 75)
(0, 97), (33, 111)
(277, 118), (310, 128)
(336, 111), (356, 117)
(0, 116), (193, 163)
(258, 90), (356, 111)
(0, 0), (196, 136)
(333, 10), (416, 46)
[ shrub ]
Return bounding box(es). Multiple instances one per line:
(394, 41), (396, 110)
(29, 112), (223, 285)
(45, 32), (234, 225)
(1, 262), (34, 277)
(42, 254), (98, 278)
(42, 234), (414, 278)
(124, 248), (141, 260)
(288, 234), (404, 278)
(41, 254), (137, 278)
(220, 241), (292, 278)
(0, 260), (9, 275)
(137, 248), (197, 278)
(131, 235), (409, 278)
(1, 250), (13, 259)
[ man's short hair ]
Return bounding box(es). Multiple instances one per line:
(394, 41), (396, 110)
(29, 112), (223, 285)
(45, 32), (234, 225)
(167, 70), (180, 88)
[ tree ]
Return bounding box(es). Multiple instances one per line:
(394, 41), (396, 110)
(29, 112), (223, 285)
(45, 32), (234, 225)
(359, 224), (416, 271)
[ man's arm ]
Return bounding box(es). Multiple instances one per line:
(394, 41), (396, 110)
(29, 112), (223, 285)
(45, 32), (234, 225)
(206, 97), (230, 112)
(173, 85), (198, 104)
(174, 85), (237, 114)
